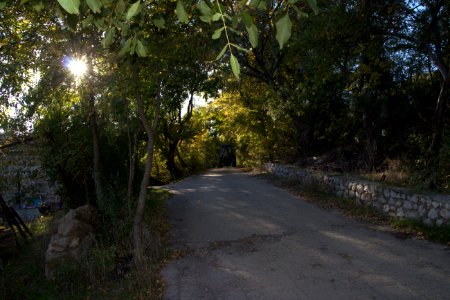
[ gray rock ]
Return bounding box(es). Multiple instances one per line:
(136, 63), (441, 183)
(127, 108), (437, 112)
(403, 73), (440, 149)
(45, 204), (99, 279)
(439, 209), (448, 219)
(408, 195), (418, 204)
(378, 196), (387, 204)
(403, 201), (412, 210)
(383, 204), (390, 213)
(406, 211), (418, 219)
(418, 206), (426, 217)
(431, 201), (440, 209)
(428, 209), (438, 220)
(436, 219), (444, 227)
(396, 209), (405, 218)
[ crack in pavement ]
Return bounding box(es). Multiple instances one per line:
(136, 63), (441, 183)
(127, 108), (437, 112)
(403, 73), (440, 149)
(177, 232), (295, 258)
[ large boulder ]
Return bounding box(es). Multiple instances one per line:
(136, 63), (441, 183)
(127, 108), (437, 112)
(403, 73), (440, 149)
(45, 204), (99, 279)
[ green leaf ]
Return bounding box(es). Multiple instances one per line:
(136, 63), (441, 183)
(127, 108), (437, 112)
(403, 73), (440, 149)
(125, 1), (140, 20)
(275, 14), (292, 49)
(93, 17), (105, 29)
(257, 0), (266, 9)
(86, 0), (102, 14)
(82, 14), (94, 27)
(307, 0), (319, 15)
(230, 43), (249, 53)
(246, 23), (258, 48)
(249, 0), (260, 8)
(249, 0), (266, 9)
(152, 17), (165, 28)
(57, 0), (80, 14)
(130, 37), (137, 55)
(32, 2), (45, 12)
(222, 13), (232, 21)
(212, 27), (224, 39)
(288, 0), (299, 4)
(215, 45), (228, 61)
(241, 12), (258, 48)
(227, 27), (240, 34)
(136, 40), (147, 57)
(230, 53), (240, 78)
(231, 15), (239, 29)
(176, 0), (189, 24)
(293, 6), (308, 19)
(199, 15), (212, 23)
(115, 0), (126, 14)
(102, 27), (115, 47)
(0, 2), (6, 9)
(212, 13), (221, 22)
(114, 20), (129, 36)
(197, 0), (211, 16)
(119, 37), (132, 56)
(241, 12), (252, 27)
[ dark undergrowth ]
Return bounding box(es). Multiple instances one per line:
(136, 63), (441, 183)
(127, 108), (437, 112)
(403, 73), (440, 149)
(1, 188), (172, 300)
(258, 172), (450, 246)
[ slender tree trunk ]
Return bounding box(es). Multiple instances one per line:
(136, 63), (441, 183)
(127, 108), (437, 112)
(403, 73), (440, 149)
(166, 141), (182, 179)
(427, 75), (449, 164)
(132, 65), (162, 261)
(88, 93), (104, 208)
(126, 127), (139, 217)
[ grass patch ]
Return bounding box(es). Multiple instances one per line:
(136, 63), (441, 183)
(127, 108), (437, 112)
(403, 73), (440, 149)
(391, 219), (450, 244)
(2, 188), (172, 300)
(258, 172), (450, 245)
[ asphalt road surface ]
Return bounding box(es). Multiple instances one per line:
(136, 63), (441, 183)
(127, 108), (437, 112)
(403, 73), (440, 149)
(161, 168), (450, 300)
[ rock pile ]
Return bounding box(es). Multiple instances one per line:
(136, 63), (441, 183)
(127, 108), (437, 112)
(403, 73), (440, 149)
(45, 204), (99, 279)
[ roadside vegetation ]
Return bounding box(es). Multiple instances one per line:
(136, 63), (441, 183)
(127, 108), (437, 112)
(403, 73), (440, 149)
(1, 189), (171, 300)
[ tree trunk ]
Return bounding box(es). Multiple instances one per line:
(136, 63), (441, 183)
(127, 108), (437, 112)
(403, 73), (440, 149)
(427, 75), (449, 164)
(132, 64), (162, 262)
(166, 141), (182, 179)
(126, 126), (140, 217)
(88, 93), (104, 209)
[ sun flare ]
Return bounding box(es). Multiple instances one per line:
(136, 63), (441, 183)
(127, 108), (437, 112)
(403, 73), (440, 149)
(67, 57), (88, 78)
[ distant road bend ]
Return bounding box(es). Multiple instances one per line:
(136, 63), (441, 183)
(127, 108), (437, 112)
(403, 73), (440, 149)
(161, 168), (450, 300)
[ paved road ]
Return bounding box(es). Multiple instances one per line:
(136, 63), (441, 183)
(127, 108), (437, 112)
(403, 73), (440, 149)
(161, 168), (450, 300)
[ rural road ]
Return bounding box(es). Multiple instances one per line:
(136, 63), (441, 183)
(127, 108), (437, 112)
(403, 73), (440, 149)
(161, 168), (450, 299)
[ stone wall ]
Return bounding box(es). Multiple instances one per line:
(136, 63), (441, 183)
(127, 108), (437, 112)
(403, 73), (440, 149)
(0, 139), (60, 220)
(263, 163), (450, 227)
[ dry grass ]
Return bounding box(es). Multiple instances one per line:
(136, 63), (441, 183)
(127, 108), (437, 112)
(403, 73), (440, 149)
(358, 159), (411, 187)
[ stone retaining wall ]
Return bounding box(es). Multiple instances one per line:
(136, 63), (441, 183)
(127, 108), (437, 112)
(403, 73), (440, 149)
(0, 140), (60, 221)
(263, 163), (450, 227)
